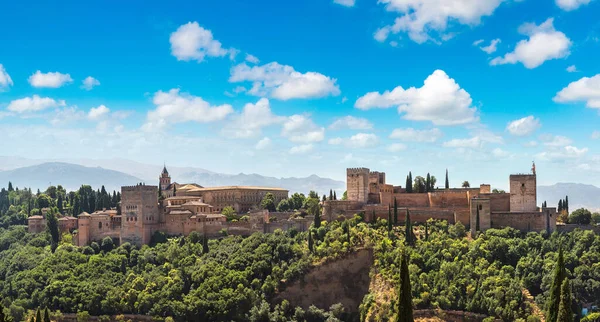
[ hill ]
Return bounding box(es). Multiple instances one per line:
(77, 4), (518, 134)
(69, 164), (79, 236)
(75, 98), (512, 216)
(0, 162), (143, 192)
(538, 183), (600, 212)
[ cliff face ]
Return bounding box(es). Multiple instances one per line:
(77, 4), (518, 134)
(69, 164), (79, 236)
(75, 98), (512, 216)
(275, 248), (373, 312)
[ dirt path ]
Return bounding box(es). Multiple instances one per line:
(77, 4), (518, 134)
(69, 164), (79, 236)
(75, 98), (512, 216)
(522, 288), (545, 322)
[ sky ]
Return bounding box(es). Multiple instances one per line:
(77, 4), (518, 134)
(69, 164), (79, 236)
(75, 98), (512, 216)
(0, 0), (599, 190)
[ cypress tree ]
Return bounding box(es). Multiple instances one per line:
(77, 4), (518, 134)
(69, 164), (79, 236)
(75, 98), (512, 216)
(558, 200), (563, 213)
(173, 185), (177, 197)
(445, 169), (449, 189)
(202, 236), (209, 254)
(7, 182), (13, 192)
(44, 308), (51, 322)
(424, 222), (429, 241)
(405, 175), (411, 193)
(308, 230), (314, 253)
(36, 308), (42, 322)
(565, 196), (569, 214)
(396, 252), (413, 322)
(426, 173), (431, 193)
(557, 279), (573, 322)
(388, 205), (393, 232)
(329, 189), (333, 200)
(333, 191), (337, 200)
(30, 317), (34, 322)
(405, 210), (413, 246)
(394, 197), (398, 225)
(46, 211), (60, 253)
(322, 195), (327, 202)
(408, 172), (413, 193)
(547, 247), (567, 322)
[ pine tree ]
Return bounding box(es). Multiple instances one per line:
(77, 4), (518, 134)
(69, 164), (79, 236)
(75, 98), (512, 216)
(405, 210), (413, 246)
(308, 230), (314, 253)
(36, 308), (42, 322)
(426, 173), (431, 193)
(547, 247), (567, 322)
(44, 308), (50, 322)
(557, 279), (573, 322)
(329, 189), (333, 200)
(333, 191), (337, 200)
(388, 205), (393, 232)
(396, 252), (413, 322)
(445, 169), (449, 189)
(202, 236), (209, 254)
(393, 197), (398, 225)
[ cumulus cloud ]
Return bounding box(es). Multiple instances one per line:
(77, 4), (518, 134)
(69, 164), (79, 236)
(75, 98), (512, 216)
(334, 0), (355, 7)
(289, 144), (314, 155)
(387, 143), (407, 152)
(281, 115), (325, 143)
(329, 116), (373, 130)
(476, 38), (501, 54)
(566, 65), (578, 73)
(245, 54), (259, 64)
(169, 22), (234, 62)
(553, 74), (600, 109)
(88, 105), (110, 120)
(143, 89), (233, 130)
(328, 137), (344, 145)
(490, 18), (571, 69)
(229, 62), (340, 100)
(556, 0), (593, 11)
(375, 0), (505, 44)
(7, 95), (66, 113)
(28, 71), (73, 88)
(222, 98), (285, 138)
(355, 70), (478, 125)
(389, 128), (443, 142)
(506, 116), (541, 136)
(255, 137), (272, 150)
(347, 133), (379, 148)
(540, 134), (573, 147)
(81, 76), (100, 90)
(491, 148), (512, 158)
(442, 128), (502, 149)
(537, 145), (588, 161)
(0, 64), (13, 91)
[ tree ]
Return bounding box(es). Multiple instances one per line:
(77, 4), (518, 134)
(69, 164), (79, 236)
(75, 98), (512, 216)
(405, 175), (412, 193)
(101, 236), (114, 253)
(445, 169), (449, 189)
(592, 212), (600, 225)
(547, 247), (566, 322)
(276, 199), (291, 212)
(173, 185), (176, 197)
(46, 211), (60, 252)
(308, 191), (319, 199)
(36, 308), (42, 322)
(203, 236), (209, 254)
(342, 191), (347, 200)
(308, 230), (314, 253)
(475, 208), (480, 234)
(333, 191), (337, 200)
(426, 173), (431, 193)
(557, 279), (573, 322)
(565, 196), (569, 214)
(7, 182), (13, 192)
(313, 205), (321, 229)
(322, 195), (327, 202)
(430, 176), (437, 191)
(424, 222), (429, 241)
(405, 210), (413, 246)
(393, 198), (398, 225)
(260, 193), (276, 212)
(222, 206), (238, 221)
(462, 181), (470, 188)
(569, 208), (592, 225)
(388, 206), (392, 232)
(329, 189), (333, 201)
(396, 252), (413, 322)
(413, 176), (426, 193)
(558, 199), (563, 213)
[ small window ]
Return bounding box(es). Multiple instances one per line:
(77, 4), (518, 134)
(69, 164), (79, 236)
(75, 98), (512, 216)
(521, 183), (525, 187)
(98, 222), (102, 230)
(479, 205), (483, 210)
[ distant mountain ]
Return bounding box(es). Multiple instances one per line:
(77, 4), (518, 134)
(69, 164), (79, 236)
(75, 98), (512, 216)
(178, 172), (345, 194)
(0, 162), (144, 192)
(538, 183), (600, 212)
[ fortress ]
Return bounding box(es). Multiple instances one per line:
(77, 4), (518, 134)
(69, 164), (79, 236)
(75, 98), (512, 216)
(323, 163), (557, 234)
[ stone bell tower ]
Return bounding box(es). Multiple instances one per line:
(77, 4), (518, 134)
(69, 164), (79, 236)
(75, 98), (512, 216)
(159, 165), (171, 191)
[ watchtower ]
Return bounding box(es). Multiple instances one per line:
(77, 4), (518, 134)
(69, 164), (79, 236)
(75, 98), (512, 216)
(346, 168), (370, 203)
(120, 184), (160, 246)
(509, 174), (537, 212)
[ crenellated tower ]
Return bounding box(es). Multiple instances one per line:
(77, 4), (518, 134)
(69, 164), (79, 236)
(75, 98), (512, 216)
(346, 168), (370, 204)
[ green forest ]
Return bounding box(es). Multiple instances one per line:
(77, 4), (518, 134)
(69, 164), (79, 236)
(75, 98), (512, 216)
(1, 182), (600, 321)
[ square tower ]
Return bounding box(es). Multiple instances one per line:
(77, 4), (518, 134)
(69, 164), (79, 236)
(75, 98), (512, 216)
(346, 168), (370, 204)
(120, 185), (160, 246)
(470, 198), (491, 234)
(509, 174), (537, 212)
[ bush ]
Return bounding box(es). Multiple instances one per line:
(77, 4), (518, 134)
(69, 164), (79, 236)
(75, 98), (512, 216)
(582, 313), (600, 322)
(570, 208), (592, 225)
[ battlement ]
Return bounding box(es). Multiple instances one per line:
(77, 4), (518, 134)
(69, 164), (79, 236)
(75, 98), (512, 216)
(510, 174), (536, 178)
(122, 185), (158, 192)
(347, 167), (370, 175)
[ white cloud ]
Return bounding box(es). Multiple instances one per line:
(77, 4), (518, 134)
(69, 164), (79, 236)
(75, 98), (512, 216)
(81, 76), (100, 90)
(566, 65), (578, 73)
(28, 71), (73, 88)
(442, 136), (482, 148)
(289, 144), (314, 155)
(387, 143), (407, 152)
(506, 116), (541, 136)
(229, 62), (340, 100)
(490, 18), (571, 69)
(255, 137), (272, 150)
(375, 0), (505, 44)
(553, 74), (600, 109)
(88, 105), (110, 120)
(374, 27), (391, 42)
(50, 106), (86, 126)
(347, 133), (379, 148)
(389, 127), (443, 142)
(329, 116), (373, 130)
(245, 54), (259, 64)
(355, 70), (478, 125)
(328, 137), (344, 145)
(491, 148), (511, 158)
(169, 22), (232, 62)
(222, 98), (284, 138)
(0, 64), (13, 91)
(524, 140), (538, 147)
(537, 145), (588, 161)
(281, 115), (325, 143)
(477, 38), (501, 54)
(556, 0), (593, 11)
(143, 89), (233, 130)
(7, 95), (66, 113)
(540, 134), (573, 147)
(473, 39), (484, 46)
(592, 131), (600, 139)
(442, 129), (502, 149)
(334, 0), (355, 7)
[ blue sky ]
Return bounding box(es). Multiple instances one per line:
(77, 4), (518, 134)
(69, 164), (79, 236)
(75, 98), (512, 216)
(1, 0), (599, 190)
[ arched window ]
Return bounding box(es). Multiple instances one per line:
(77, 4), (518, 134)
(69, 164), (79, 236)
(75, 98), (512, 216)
(98, 222), (102, 230)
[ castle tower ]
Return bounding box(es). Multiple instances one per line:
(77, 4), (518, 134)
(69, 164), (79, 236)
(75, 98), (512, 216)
(346, 168), (370, 203)
(77, 212), (91, 246)
(509, 172), (537, 213)
(120, 185), (160, 246)
(159, 165), (171, 191)
(470, 198), (491, 235)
